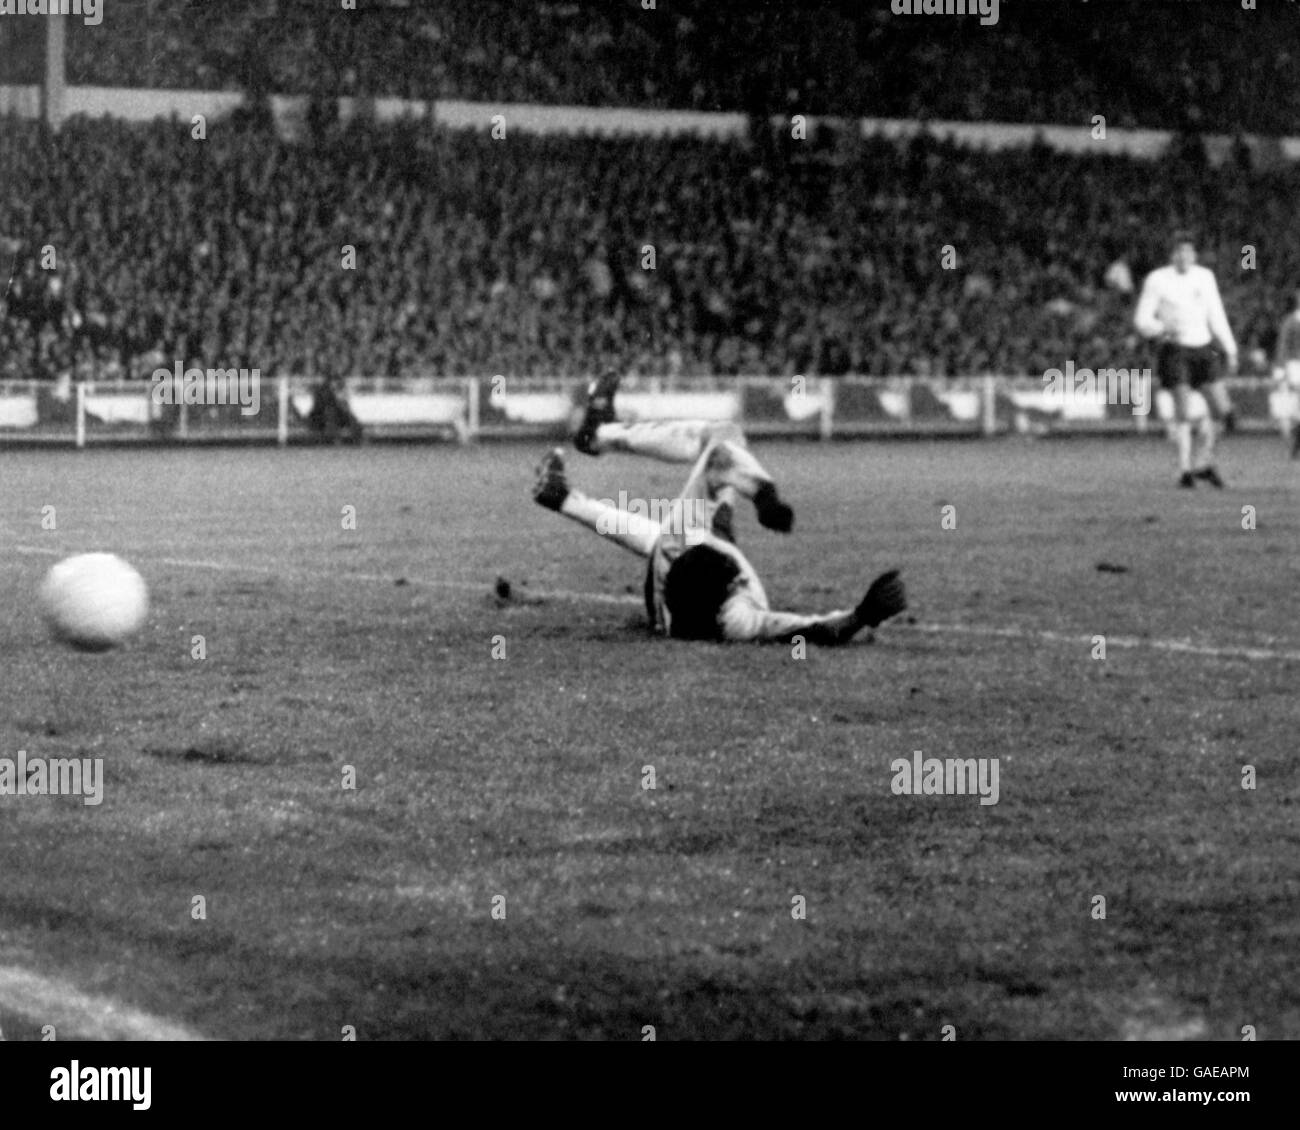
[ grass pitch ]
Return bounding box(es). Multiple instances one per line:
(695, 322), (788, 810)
(1, 436), (1297, 1040)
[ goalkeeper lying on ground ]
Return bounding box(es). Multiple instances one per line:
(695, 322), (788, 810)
(532, 371), (907, 644)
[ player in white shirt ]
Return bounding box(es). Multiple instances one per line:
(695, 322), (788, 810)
(1272, 287), (1300, 459)
(532, 372), (907, 644)
(1133, 233), (1237, 487)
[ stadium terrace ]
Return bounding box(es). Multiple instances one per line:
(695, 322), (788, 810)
(0, 0), (102, 26)
(891, 0), (999, 27)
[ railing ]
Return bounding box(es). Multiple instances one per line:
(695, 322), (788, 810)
(0, 376), (1290, 448)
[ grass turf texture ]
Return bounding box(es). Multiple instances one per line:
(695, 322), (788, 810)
(0, 437), (1297, 1041)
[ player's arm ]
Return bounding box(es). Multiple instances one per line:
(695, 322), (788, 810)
(1133, 272), (1166, 339)
(1206, 272), (1238, 372)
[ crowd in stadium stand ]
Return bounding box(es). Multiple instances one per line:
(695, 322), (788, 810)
(2, 112), (1297, 384)
(2, 1), (1298, 136)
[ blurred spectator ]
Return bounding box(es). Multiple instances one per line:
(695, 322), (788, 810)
(305, 376), (364, 443)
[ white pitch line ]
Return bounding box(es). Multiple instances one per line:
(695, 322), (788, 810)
(11, 543), (637, 606)
(0, 966), (206, 1041)
(899, 621), (1300, 663)
(12, 543), (1300, 661)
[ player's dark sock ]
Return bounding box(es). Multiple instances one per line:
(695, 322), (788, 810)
(1178, 471), (1196, 488)
(753, 481), (794, 533)
(800, 570), (906, 646)
(1223, 410), (1237, 436)
(1291, 423), (1300, 459)
(800, 612), (861, 646)
(1194, 466), (1225, 488)
(532, 448), (569, 511)
(856, 569), (907, 629)
(573, 369), (620, 455)
(711, 501), (736, 544)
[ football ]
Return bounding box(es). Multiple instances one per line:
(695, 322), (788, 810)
(39, 553), (149, 652)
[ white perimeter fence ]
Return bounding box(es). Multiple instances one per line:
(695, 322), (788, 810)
(0, 375), (1293, 448)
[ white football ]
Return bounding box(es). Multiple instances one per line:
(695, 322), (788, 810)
(40, 553), (149, 652)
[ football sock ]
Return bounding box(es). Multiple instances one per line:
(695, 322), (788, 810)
(594, 421), (707, 462)
(1196, 417), (1216, 468)
(752, 481), (794, 533)
(559, 491), (661, 557)
(799, 612), (862, 647)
